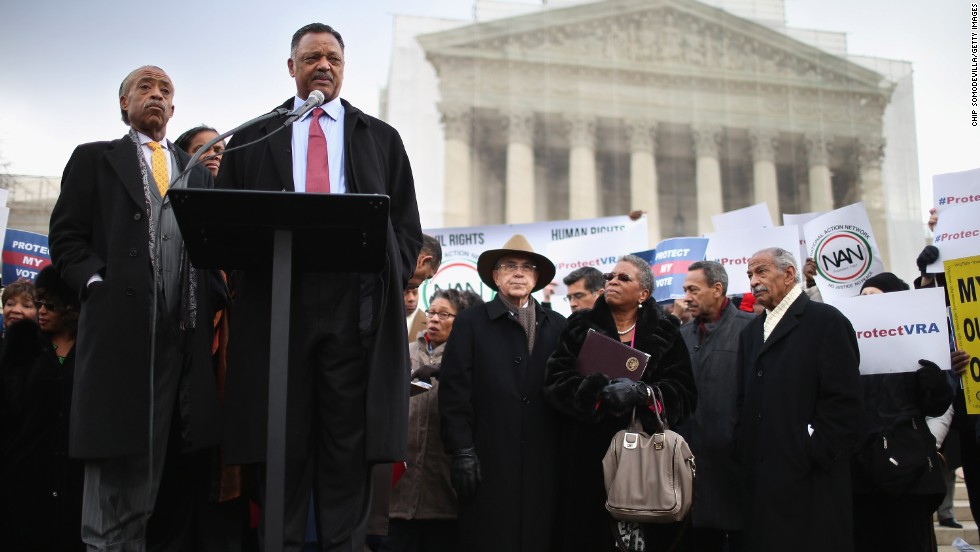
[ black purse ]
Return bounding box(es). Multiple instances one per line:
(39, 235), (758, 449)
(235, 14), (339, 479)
(858, 418), (938, 496)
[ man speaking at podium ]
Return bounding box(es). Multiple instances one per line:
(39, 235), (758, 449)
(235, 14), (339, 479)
(217, 23), (422, 551)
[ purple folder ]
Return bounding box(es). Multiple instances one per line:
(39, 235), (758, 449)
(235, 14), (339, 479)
(575, 328), (650, 382)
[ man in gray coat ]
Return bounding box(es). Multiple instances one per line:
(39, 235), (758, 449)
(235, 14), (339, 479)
(677, 261), (754, 551)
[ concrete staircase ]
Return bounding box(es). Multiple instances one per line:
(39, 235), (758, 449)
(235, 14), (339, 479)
(938, 481), (977, 552)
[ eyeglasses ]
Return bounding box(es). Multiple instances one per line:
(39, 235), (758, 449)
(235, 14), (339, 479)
(564, 291), (598, 303)
(496, 262), (537, 274)
(604, 272), (635, 283)
(424, 310), (456, 321)
(34, 301), (66, 311)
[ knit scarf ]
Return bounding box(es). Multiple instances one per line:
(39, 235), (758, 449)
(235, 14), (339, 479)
(127, 129), (197, 330)
(497, 293), (536, 353)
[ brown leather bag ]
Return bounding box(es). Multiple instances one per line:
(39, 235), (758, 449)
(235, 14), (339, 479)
(601, 386), (696, 524)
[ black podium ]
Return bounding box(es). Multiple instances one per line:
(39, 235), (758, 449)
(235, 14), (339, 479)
(170, 189), (390, 552)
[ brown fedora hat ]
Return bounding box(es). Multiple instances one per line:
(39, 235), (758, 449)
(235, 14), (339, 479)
(476, 234), (556, 293)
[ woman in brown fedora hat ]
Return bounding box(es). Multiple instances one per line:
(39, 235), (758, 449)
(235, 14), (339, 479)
(438, 234), (566, 552)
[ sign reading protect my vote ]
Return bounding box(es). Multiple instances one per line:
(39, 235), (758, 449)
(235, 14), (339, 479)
(704, 225), (800, 296)
(833, 288), (951, 375)
(926, 203), (980, 273)
(2, 229), (51, 284)
(643, 237), (709, 302)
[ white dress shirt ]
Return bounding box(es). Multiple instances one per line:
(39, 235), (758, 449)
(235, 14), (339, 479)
(290, 95), (346, 194)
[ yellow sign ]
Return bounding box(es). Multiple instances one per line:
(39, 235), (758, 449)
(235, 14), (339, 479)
(945, 255), (980, 414)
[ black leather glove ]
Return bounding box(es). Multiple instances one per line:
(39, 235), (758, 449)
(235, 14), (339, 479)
(600, 378), (650, 415)
(411, 363), (440, 383)
(916, 359), (955, 417)
(916, 246), (940, 276)
(450, 446), (482, 498)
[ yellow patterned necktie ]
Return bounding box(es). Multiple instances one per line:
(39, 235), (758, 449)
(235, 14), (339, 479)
(147, 141), (169, 197)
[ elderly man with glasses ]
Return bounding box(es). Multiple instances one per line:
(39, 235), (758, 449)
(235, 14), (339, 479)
(438, 234), (567, 552)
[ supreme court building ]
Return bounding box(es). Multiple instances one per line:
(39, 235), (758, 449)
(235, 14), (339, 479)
(383, 0), (922, 270)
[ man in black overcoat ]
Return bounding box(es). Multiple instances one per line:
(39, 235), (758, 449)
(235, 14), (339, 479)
(735, 247), (863, 552)
(438, 235), (567, 552)
(216, 23), (422, 551)
(49, 65), (220, 550)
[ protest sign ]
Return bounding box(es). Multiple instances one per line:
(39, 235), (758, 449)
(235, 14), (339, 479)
(802, 203), (884, 303)
(933, 167), (980, 214)
(420, 215), (648, 317)
(704, 225), (800, 296)
(640, 237), (709, 302)
(833, 288), (950, 375)
(945, 255), (980, 414)
(710, 202), (773, 232)
(783, 211), (825, 261)
(2, 229), (51, 284)
(926, 203), (980, 273)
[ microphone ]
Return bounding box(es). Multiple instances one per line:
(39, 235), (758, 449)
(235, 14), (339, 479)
(282, 90), (325, 127)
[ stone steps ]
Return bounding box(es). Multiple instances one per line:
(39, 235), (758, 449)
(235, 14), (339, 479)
(938, 483), (977, 548)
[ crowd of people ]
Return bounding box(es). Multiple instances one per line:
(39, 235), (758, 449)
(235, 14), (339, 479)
(0, 18), (975, 552)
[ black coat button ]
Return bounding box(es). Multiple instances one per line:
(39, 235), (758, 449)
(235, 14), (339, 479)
(125, 287), (135, 296)
(757, 370), (763, 377)
(133, 212), (141, 221)
(129, 248), (138, 257)
(514, 357), (522, 364)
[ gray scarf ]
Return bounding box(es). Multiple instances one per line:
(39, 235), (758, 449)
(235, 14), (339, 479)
(497, 294), (537, 353)
(127, 129), (197, 330)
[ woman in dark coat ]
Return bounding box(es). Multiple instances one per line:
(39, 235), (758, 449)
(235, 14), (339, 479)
(544, 254), (697, 552)
(0, 266), (83, 551)
(852, 272), (953, 551)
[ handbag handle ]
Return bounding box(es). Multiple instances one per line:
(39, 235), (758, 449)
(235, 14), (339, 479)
(649, 384), (669, 433)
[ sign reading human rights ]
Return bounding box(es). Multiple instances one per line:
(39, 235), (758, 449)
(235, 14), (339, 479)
(420, 215), (648, 315)
(925, 203), (980, 273)
(802, 202), (884, 303)
(703, 225), (800, 296)
(945, 254), (980, 414)
(2, 229), (51, 284)
(642, 237), (709, 302)
(933, 167), (980, 214)
(833, 288), (951, 375)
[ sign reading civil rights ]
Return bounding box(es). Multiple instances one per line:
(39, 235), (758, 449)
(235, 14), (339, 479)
(945, 255), (980, 414)
(642, 237), (709, 302)
(926, 203), (980, 273)
(710, 202), (773, 232)
(2, 229), (51, 284)
(833, 288), (950, 375)
(420, 215), (648, 316)
(933, 167), (980, 214)
(703, 225), (800, 296)
(802, 202), (884, 303)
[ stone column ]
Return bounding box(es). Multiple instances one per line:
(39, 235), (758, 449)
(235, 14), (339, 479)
(857, 136), (889, 268)
(692, 125), (723, 235)
(441, 106), (473, 227)
(566, 115), (598, 220)
(504, 111), (536, 224)
(748, 128), (780, 223)
(805, 134), (833, 213)
(627, 121), (660, 245)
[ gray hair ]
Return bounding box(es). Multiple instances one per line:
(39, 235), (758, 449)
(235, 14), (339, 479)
(688, 260), (729, 294)
(618, 254), (655, 292)
(754, 247), (801, 284)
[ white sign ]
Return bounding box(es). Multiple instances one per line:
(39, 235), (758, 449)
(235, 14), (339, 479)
(926, 203), (980, 272)
(803, 203), (885, 303)
(933, 167), (980, 213)
(783, 211), (826, 261)
(834, 288), (951, 374)
(704, 225), (801, 296)
(710, 202), (773, 232)
(420, 215), (649, 314)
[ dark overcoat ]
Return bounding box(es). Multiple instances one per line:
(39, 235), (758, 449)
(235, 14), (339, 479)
(49, 137), (220, 458)
(216, 98), (422, 463)
(543, 295), (697, 552)
(736, 291), (863, 552)
(677, 301), (754, 531)
(438, 296), (566, 552)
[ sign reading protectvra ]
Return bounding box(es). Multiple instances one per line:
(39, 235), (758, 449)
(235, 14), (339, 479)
(811, 225), (875, 290)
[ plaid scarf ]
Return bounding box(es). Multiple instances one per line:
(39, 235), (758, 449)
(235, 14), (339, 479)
(497, 294), (536, 353)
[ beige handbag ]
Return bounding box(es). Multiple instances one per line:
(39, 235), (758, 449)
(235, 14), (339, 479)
(601, 386), (695, 524)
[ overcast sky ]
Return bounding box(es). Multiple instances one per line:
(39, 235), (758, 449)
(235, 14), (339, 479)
(1, 0), (975, 215)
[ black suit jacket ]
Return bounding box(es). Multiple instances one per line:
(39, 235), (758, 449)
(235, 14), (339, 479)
(49, 136), (220, 459)
(735, 291), (863, 552)
(217, 98), (422, 464)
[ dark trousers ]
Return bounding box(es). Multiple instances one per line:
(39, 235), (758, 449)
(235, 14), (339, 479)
(959, 423), (980, 543)
(258, 273), (372, 552)
(686, 527), (743, 552)
(379, 519), (457, 552)
(853, 493), (937, 552)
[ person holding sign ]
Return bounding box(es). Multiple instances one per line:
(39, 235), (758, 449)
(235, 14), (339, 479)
(543, 255), (696, 552)
(736, 247), (863, 552)
(851, 273), (953, 551)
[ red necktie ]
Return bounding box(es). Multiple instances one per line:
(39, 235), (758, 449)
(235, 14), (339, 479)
(306, 107), (330, 193)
